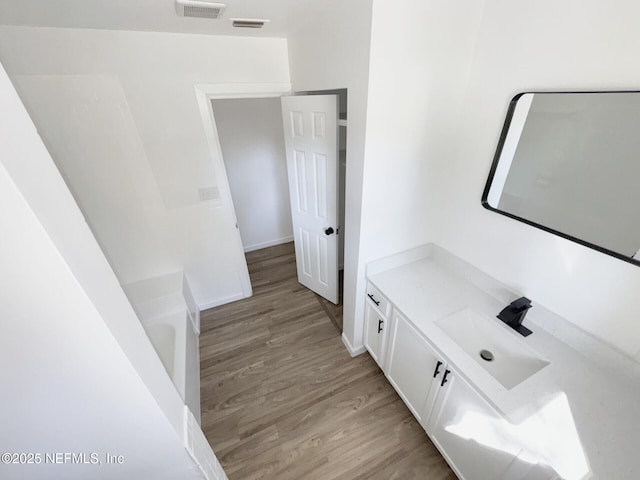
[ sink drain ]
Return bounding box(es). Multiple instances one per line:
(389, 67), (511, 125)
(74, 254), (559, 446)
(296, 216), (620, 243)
(479, 349), (494, 362)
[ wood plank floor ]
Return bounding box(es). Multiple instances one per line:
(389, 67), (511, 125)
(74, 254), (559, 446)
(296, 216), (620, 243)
(315, 269), (344, 332)
(200, 242), (456, 480)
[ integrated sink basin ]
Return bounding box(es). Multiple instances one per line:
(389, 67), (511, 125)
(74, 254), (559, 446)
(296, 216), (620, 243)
(436, 308), (550, 389)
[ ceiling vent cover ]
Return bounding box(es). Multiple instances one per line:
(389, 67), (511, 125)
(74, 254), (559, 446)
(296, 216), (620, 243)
(176, 0), (226, 19)
(231, 18), (270, 29)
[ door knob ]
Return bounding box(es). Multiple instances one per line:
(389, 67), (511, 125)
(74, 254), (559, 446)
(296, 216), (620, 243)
(324, 227), (335, 235)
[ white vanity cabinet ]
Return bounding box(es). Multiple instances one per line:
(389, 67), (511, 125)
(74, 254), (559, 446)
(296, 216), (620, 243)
(363, 282), (391, 369)
(382, 305), (553, 479)
(364, 244), (640, 480)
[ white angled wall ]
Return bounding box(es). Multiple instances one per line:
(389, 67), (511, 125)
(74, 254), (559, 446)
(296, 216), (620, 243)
(0, 58), (205, 480)
(0, 26), (290, 308)
(211, 97), (293, 252)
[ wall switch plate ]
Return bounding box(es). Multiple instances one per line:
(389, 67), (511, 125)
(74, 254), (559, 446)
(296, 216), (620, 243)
(198, 186), (220, 202)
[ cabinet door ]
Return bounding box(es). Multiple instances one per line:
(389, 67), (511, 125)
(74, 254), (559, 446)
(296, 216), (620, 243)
(426, 367), (520, 480)
(502, 460), (558, 480)
(386, 311), (443, 427)
(364, 301), (388, 369)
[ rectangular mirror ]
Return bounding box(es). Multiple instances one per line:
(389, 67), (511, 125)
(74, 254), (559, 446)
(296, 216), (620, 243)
(483, 91), (640, 265)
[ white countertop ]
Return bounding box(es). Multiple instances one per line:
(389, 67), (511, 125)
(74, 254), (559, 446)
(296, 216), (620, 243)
(368, 244), (640, 479)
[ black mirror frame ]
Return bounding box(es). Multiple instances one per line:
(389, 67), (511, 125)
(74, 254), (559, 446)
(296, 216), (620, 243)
(481, 91), (640, 268)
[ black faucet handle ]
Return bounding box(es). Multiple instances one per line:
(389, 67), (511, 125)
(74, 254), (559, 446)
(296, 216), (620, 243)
(498, 296), (534, 337)
(509, 296), (532, 311)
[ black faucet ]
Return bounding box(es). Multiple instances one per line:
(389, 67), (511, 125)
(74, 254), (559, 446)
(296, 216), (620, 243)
(497, 297), (533, 337)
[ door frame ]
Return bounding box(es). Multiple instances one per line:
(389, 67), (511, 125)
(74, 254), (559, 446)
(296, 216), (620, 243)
(194, 83), (291, 300)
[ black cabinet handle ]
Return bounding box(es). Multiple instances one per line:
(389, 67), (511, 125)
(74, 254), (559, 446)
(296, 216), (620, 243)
(324, 227), (335, 235)
(440, 369), (451, 387)
(433, 360), (443, 378)
(377, 319), (384, 334)
(367, 293), (380, 306)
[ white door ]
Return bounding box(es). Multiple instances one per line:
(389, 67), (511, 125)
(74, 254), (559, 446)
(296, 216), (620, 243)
(281, 95), (339, 304)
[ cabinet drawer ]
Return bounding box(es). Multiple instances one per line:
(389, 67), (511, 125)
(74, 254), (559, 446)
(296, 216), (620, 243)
(365, 282), (390, 317)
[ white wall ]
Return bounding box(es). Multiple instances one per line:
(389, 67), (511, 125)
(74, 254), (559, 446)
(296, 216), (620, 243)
(432, 0), (640, 360)
(0, 161), (203, 480)
(211, 97), (293, 252)
(0, 26), (290, 308)
(287, 0), (373, 352)
(346, 0), (485, 349)
(351, 0), (640, 362)
(0, 59), (205, 480)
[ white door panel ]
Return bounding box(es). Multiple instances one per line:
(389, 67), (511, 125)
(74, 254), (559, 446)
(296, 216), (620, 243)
(281, 95), (339, 304)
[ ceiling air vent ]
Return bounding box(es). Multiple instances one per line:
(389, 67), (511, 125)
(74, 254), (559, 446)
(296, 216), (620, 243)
(231, 18), (270, 29)
(175, 0), (226, 19)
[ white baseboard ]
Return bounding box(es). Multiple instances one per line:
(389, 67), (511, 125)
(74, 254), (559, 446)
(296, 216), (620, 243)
(243, 236), (294, 253)
(341, 332), (366, 357)
(197, 291), (251, 311)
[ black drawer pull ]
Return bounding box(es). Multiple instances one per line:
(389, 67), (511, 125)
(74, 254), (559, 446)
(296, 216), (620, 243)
(440, 369), (451, 387)
(377, 319), (384, 333)
(433, 360), (442, 378)
(367, 293), (380, 306)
